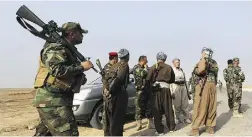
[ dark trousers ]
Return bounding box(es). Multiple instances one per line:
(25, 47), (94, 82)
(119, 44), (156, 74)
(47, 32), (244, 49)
(105, 90), (128, 136)
(143, 89), (153, 118)
(152, 88), (176, 133)
(103, 100), (110, 136)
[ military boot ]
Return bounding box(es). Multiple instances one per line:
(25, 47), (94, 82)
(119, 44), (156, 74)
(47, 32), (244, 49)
(233, 110), (243, 118)
(205, 127), (215, 134)
(147, 118), (155, 129)
(187, 129), (199, 136)
(136, 120), (142, 131)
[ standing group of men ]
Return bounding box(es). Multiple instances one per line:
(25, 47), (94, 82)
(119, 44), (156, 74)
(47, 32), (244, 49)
(31, 21), (245, 136)
(101, 47), (220, 136)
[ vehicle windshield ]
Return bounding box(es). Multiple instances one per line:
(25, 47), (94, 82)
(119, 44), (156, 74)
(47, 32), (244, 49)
(88, 76), (102, 85)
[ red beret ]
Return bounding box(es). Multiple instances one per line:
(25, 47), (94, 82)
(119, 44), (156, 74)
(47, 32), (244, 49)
(109, 52), (118, 56)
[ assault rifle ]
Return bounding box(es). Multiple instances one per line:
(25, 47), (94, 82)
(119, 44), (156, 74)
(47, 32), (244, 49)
(15, 5), (98, 73)
(96, 59), (105, 77)
(199, 48), (213, 96)
(180, 68), (191, 100)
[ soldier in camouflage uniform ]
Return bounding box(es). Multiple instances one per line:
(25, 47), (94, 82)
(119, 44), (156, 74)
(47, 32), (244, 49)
(232, 57), (245, 117)
(103, 49), (130, 136)
(224, 58), (245, 117)
(33, 22), (93, 136)
(102, 52), (118, 136)
(188, 47), (218, 136)
(132, 55), (154, 130)
(223, 59), (234, 110)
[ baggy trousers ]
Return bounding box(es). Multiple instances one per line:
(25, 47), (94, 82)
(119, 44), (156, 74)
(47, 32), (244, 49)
(34, 106), (79, 136)
(135, 88), (153, 120)
(152, 88), (176, 133)
(135, 90), (145, 120)
(143, 89), (153, 118)
(229, 83), (243, 111)
(226, 84), (233, 109)
(171, 84), (190, 121)
(105, 90), (128, 136)
(191, 82), (217, 129)
(103, 98), (110, 136)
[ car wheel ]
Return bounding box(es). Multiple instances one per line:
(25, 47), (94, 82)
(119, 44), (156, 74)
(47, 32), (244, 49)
(90, 102), (103, 129)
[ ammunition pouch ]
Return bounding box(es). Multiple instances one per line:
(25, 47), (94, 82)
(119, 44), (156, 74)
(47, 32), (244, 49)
(45, 75), (72, 92)
(34, 57), (85, 93)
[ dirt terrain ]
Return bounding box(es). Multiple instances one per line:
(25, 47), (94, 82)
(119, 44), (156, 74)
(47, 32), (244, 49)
(0, 89), (156, 136)
(1, 88), (252, 136)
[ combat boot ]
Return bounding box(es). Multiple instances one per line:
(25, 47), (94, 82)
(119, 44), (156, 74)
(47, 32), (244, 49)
(187, 129), (199, 136)
(233, 110), (243, 118)
(205, 127), (215, 134)
(136, 120), (142, 131)
(147, 118), (155, 129)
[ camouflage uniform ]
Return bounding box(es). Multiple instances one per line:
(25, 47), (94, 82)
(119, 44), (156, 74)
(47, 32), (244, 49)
(224, 61), (245, 115)
(232, 66), (245, 113)
(132, 63), (153, 130)
(33, 22), (88, 136)
(223, 64), (234, 109)
(188, 72), (197, 101)
(102, 62), (113, 136)
(132, 64), (148, 121)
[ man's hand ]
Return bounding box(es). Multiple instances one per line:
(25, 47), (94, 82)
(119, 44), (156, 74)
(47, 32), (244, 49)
(81, 61), (93, 71)
(103, 88), (111, 99)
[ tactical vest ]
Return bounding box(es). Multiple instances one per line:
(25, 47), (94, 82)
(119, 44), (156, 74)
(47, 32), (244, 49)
(33, 43), (85, 93)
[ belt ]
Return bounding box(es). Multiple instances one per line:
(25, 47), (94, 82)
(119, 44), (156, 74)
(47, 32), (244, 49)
(174, 81), (185, 85)
(153, 81), (170, 88)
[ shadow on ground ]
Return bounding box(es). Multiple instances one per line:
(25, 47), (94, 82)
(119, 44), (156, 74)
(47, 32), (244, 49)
(129, 128), (156, 136)
(215, 110), (232, 132)
(241, 104), (250, 113)
(78, 114), (136, 128)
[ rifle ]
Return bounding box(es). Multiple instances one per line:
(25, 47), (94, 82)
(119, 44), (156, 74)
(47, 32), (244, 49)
(15, 5), (98, 73)
(199, 48), (213, 96)
(151, 63), (160, 90)
(180, 68), (191, 100)
(96, 59), (105, 77)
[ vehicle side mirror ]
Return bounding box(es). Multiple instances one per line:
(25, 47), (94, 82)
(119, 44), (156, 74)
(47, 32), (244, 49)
(129, 78), (134, 83)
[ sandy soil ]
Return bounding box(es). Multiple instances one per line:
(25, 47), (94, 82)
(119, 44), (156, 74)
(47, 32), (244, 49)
(0, 89), (156, 136)
(1, 88), (252, 136)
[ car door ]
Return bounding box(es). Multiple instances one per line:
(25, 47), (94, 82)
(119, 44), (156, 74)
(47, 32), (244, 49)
(126, 74), (136, 114)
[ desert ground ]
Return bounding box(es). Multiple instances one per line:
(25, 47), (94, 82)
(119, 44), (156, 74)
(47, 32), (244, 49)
(1, 88), (252, 136)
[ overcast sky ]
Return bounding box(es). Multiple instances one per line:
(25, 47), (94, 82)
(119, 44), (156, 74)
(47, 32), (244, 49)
(1, 1), (252, 88)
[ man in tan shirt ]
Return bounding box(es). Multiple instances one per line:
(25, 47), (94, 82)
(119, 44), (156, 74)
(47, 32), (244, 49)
(188, 47), (218, 136)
